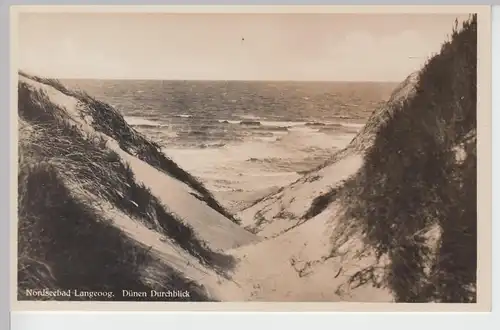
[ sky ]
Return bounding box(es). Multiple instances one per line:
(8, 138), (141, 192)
(17, 12), (471, 81)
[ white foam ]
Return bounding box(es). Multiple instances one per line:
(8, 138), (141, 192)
(341, 122), (365, 129)
(287, 126), (320, 133)
(175, 114), (193, 118)
(124, 116), (162, 127)
(240, 114), (261, 120)
(218, 119), (241, 124)
(261, 121), (307, 127)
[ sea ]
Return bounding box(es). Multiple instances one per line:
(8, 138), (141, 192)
(62, 79), (396, 212)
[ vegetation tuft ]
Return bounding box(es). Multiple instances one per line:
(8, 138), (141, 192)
(302, 187), (339, 220)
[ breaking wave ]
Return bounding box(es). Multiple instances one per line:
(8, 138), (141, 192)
(124, 116), (164, 127)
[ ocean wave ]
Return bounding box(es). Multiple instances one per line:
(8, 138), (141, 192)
(305, 122), (327, 127)
(261, 121), (306, 127)
(254, 136), (279, 143)
(287, 126), (321, 133)
(124, 116), (165, 127)
(341, 122), (365, 129)
(239, 114), (261, 120)
(218, 119), (328, 129)
(239, 120), (261, 126)
(218, 119), (240, 124)
(198, 142), (227, 149)
(221, 119), (295, 132)
(134, 124), (169, 129)
(252, 125), (289, 132)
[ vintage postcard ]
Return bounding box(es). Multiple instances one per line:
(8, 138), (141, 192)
(10, 5), (492, 312)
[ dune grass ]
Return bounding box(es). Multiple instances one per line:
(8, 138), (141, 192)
(17, 80), (238, 300)
(18, 160), (211, 301)
(339, 15), (478, 303)
(18, 71), (240, 225)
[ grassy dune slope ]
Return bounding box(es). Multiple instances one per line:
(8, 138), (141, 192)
(18, 71), (240, 225)
(234, 15), (478, 303)
(17, 75), (256, 301)
(341, 15), (477, 303)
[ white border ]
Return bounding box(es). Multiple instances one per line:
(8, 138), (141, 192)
(5, 3), (498, 327)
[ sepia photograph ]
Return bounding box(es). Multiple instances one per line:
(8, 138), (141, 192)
(11, 5), (491, 309)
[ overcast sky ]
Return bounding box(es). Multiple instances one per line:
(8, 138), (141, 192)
(17, 12), (470, 81)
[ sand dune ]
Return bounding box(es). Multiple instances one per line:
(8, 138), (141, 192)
(239, 153), (363, 237)
(19, 74), (258, 252)
(18, 73), (387, 302)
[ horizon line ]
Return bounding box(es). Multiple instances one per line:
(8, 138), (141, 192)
(17, 69), (402, 84)
(18, 69), (403, 84)
(24, 76), (403, 84)
(60, 77), (403, 83)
